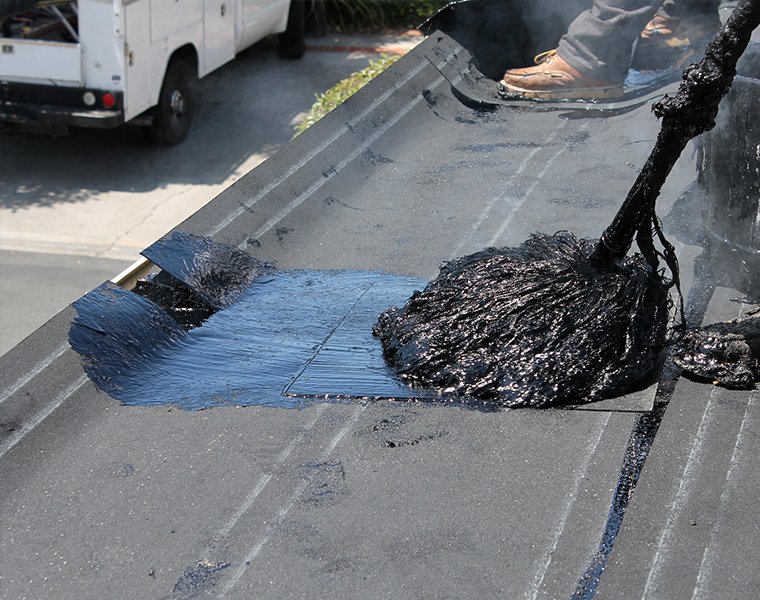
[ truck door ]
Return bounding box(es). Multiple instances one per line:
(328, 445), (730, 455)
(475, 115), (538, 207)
(203, 0), (236, 76)
(237, 0), (280, 52)
(123, 0), (152, 121)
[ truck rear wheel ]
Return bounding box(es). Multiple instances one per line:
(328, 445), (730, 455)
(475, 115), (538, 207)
(279, 0), (306, 59)
(144, 58), (197, 146)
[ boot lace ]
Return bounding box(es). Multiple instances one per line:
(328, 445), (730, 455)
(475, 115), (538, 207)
(533, 49), (559, 65)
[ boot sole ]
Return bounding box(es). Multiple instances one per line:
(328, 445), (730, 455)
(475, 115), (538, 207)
(498, 81), (624, 101)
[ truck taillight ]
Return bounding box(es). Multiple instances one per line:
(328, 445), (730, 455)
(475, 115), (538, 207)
(102, 93), (116, 108)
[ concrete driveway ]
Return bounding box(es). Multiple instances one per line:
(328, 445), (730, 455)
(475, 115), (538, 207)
(0, 31), (422, 355)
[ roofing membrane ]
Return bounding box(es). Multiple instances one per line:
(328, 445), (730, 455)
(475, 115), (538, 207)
(1, 7), (758, 597)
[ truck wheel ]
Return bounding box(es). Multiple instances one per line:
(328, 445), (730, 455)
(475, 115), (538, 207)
(279, 0), (306, 59)
(144, 59), (197, 146)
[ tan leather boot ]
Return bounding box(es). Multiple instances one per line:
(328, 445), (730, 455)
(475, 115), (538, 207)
(632, 14), (720, 70)
(500, 50), (624, 100)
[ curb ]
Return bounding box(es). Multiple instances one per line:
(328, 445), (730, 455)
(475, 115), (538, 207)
(305, 43), (414, 55)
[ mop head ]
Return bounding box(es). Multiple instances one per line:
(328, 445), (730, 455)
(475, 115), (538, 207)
(374, 232), (672, 407)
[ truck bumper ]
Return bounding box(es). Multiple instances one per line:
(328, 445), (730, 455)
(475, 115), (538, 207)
(0, 81), (124, 129)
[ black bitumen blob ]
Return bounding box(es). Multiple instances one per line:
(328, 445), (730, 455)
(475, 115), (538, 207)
(133, 271), (214, 330)
(673, 311), (760, 388)
(141, 231), (274, 310)
(374, 233), (671, 407)
(172, 561), (229, 600)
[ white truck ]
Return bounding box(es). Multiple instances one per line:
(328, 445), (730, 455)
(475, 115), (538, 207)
(0, 0), (307, 144)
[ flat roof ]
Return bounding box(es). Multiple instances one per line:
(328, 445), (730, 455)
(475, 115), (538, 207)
(1, 29), (757, 600)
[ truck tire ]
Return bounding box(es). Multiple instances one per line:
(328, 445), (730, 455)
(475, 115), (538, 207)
(144, 59), (198, 146)
(279, 0), (306, 60)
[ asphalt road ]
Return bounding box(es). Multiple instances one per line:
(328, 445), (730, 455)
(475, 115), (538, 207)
(0, 32), (421, 356)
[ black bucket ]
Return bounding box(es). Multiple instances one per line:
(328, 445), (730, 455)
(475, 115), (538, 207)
(702, 49), (760, 298)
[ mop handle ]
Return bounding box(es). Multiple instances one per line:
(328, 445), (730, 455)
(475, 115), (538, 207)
(594, 0), (760, 264)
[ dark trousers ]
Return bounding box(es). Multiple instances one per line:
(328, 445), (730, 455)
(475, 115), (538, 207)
(557, 0), (720, 83)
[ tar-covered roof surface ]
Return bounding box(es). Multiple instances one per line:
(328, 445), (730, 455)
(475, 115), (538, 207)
(1, 20), (759, 600)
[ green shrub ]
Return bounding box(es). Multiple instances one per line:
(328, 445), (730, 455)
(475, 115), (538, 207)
(294, 53), (402, 136)
(323, 0), (449, 32)
(293, 1), (450, 136)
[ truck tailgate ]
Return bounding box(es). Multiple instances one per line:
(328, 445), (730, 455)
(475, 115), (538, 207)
(0, 38), (82, 85)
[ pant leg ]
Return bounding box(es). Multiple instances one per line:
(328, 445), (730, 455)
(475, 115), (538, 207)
(659, 0), (721, 19)
(557, 0), (665, 82)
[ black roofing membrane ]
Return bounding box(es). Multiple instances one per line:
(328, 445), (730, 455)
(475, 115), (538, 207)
(71, 267), (433, 410)
(2, 22), (759, 600)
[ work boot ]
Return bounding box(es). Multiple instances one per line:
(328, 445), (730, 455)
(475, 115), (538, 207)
(500, 50), (624, 100)
(631, 13), (720, 70)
